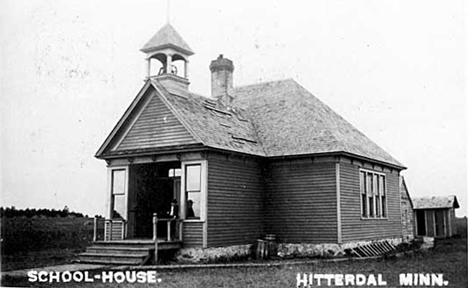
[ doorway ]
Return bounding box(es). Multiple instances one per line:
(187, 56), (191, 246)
(435, 210), (445, 237)
(127, 162), (181, 239)
(416, 210), (426, 236)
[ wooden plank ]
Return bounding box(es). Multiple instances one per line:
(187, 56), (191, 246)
(207, 152), (264, 247)
(263, 161), (337, 244)
(183, 222), (203, 247)
(336, 163), (342, 244)
(116, 94), (196, 151)
(339, 162), (402, 242)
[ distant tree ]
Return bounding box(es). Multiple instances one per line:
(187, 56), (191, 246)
(0, 206), (86, 218)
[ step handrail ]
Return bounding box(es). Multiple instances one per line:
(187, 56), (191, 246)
(152, 213), (183, 263)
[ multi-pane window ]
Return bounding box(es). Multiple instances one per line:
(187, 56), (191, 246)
(168, 168), (182, 178)
(185, 164), (201, 219)
(360, 169), (387, 218)
(111, 169), (126, 219)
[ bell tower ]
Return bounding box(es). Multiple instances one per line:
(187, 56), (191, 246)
(140, 23), (194, 91)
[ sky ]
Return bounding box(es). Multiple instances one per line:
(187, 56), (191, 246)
(1, 0), (466, 217)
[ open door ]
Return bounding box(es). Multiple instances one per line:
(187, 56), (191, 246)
(416, 210), (426, 236)
(127, 162), (181, 239)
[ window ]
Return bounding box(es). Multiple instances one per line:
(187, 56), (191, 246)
(380, 175), (386, 217)
(168, 168), (181, 177)
(111, 169), (126, 219)
(359, 169), (387, 219)
(374, 174), (380, 217)
(367, 173), (374, 217)
(360, 171), (366, 217)
(185, 164), (201, 219)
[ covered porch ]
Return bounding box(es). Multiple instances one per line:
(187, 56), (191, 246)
(81, 155), (207, 264)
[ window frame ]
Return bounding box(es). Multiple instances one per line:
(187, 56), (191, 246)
(359, 169), (387, 220)
(108, 166), (129, 220)
(180, 160), (207, 222)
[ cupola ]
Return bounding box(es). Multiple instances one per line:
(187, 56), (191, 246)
(141, 23), (194, 91)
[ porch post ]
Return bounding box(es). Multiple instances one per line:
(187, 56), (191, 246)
(153, 213), (158, 263)
(178, 220), (183, 241)
(93, 217), (98, 242)
(109, 220), (113, 241)
(167, 221), (171, 241)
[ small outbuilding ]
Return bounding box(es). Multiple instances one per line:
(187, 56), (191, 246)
(413, 195), (459, 238)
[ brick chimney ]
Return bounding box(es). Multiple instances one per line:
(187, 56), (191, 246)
(209, 54), (234, 105)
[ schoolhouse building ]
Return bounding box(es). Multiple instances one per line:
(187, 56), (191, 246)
(81, 23), (410, 264)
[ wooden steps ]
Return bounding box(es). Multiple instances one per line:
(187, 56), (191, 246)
(77, 240), (182, 265)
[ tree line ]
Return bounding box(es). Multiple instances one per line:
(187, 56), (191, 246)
(0, 206), (87, 218)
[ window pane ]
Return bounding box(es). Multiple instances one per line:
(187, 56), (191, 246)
(375, 196), (380, 216)
(367, 174), (373, 195)
(113, 194), (125, 219)
(168, 168), (182, 177)
(361, 194), (367, 217)
(360, 172), (366, 194)
(186, 165), (201, 191)
(374, 175), (379, 196)
(186, 192), (201, 219)
(112, 170), (126, 195)
(382, 196), (386, 217)
(380, 175), (385, 196)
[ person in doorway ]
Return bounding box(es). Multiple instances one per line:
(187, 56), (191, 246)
(169, 199), (179, 240)
(186, 199), (195, 218)
(169, 199), (179, 219)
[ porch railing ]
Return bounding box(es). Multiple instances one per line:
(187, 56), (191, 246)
(152, 213), (183, 262)
(93, 217), (127, 242)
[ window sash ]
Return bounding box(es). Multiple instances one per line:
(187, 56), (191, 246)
(111, 169), (126, 195)
(181, 161), (206, 221)
(186, 164), (201, 192)
(108, 167), (128, 221)
(360, 169), (386, 219)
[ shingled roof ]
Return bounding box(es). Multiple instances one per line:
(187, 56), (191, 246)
(233, 79), (404, 167)
(152, 80), (265, 156)
(140, 23), (194, 55)
(97, 78), (405, 169)
(413, 196), (460, 210)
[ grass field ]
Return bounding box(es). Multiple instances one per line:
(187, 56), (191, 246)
(2, 217), (466, 287)
(1, 217), (94, 271)
(2, 237), (466, 287)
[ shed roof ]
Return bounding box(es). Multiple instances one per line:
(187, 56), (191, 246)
(97, 78), (405, 169)
(413, 195), (460, 210)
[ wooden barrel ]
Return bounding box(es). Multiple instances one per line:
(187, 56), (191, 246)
(265, 234), (277, 257)
(255, 239), (268, 259)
